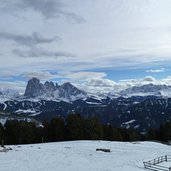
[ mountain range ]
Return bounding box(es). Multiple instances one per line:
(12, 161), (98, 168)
(1, 77), (171, 132)
(24, 77), (86, 101)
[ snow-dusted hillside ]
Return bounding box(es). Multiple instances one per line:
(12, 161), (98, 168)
(119, 84), (171, 97)
(2, 78), (171, 132)
(0, 141), (171, 171)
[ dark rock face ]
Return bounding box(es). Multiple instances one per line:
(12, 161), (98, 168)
(43, 81), (57, 97)
(59, 82), (86, 99)
(24, 77), (44, 97)
(24, 78), (86, 100)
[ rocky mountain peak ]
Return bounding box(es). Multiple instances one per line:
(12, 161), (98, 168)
(29, 77), (40, 84)
(44, 81), (56, 90)
(60, 82), (86, 97)
(24, 78), (86, 101)
(24, 77), (44, 97)
(61, 82), (75, 89)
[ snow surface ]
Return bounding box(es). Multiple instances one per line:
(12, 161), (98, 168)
(2, 103), (7, 111)
(86, 102), (102, 105)
(14, 109), (41, 116)
(123, 120), (136, 125)
(0, 118), (7, 126)
(0, 141), (171, 171)
(15, 109), (36, 114)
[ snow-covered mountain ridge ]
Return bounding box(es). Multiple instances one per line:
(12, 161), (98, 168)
(1, 78), (171, 132)
(120, 83), (171, 97)
(24, 77), (87, 102)
(0, 95), (171, 132)
(2, 78), (171, 102)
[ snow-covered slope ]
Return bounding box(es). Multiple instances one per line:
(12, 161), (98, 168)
(0, 141), (171, 171)
(2, 78), (171, 132)
(1, 96), (171, 132)
(0, 89), (20, 102)
(2, 78), (171, 103)
(119, 84), (171, 97)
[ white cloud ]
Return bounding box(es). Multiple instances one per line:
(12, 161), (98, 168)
(0, 32), (60, 47)
(1, 0), (171, 87)
(0, 81), (26, 93)
(2, 74), (171, 95)
(63, 72), (106, 82)
(21, 71), (61, 81)
(79, 78), (121, 95)
(78, 76), (158, 95)
(119, 76), (157, 87)
(86, 79), (117, 87)
(146, 68), (166, 73)
(0, 0), (85, 22)
(143, 76), (156, 82)
(159, 76), (171, 85)
(12, 47), (75, 58)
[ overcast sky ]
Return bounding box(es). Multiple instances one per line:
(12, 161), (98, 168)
(1, 0), (171, 92)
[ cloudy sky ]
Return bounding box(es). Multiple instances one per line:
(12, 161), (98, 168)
(1, 0), (171, 93)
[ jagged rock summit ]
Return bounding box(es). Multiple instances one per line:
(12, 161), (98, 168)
(24, 77), (86, 101)
(2, 78), (171, 132)
(24, 77), (44, 97)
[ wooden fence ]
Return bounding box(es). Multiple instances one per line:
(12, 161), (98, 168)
(143, 155), (171, 171)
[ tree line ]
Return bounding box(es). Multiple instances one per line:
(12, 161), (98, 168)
(0, 114), (139, 145)
(0, 113), (171, 145)
(146, 122), (171, 143)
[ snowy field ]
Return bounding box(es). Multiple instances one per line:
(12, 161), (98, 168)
(0, 141), (171, 171)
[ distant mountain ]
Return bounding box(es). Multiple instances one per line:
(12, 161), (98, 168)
(25, 78), (42, 97)
(3, 89), (20, 97)
(24, 77), (87, 101)
(2, 78), (171, 132)
(119, 83), (171, 97)
(0, 95), (171, 132)
(2, 78), (171, 102)
(55, 82), (86, 101)
(0, 89), (20, 101)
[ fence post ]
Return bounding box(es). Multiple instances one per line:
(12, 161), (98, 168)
(165, 155), (168, 162)
(1, 139), (4, 147)
(143, 162), (146, 168)
(41, 137), (44, 143)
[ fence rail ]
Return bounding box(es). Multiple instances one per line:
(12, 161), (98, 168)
(143, 155), (171, 171)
